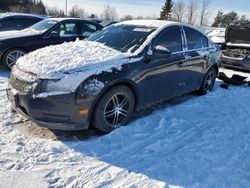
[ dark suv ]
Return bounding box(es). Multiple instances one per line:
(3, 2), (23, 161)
(7, 20), (221, 133)
(0, 13), (46, 32)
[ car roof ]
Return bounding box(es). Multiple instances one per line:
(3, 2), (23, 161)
(117, 20), (180, 28)
(0, 12), (47, 19)
(117, 20), (205, 33)
(47, 17), (98, 22)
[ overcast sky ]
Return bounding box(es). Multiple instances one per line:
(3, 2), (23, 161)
(42, 0), (250, 23)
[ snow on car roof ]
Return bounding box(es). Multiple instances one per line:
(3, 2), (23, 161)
(117, 20), (179, 29)
(46, 17), (92, 22)
(0, 12), (47, 19)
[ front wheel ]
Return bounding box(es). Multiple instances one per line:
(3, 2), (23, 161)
(92, 85), (135, 133)
(2, 48), (26, 69)
(198, 67), (217, 95)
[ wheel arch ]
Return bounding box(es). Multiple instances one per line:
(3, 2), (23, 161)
(87, 79), (139, 127)
(1, 47), (28, 65)
(207, 64), (219, 75)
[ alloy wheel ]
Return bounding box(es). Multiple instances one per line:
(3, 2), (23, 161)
(204, 70), (216, 91)
(6, 50), (25, 68)
(104, 93), (130, 128)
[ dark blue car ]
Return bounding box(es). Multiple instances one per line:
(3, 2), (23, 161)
(7, 20), (221, 133)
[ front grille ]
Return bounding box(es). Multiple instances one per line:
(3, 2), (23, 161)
(9, 74), (34, 93)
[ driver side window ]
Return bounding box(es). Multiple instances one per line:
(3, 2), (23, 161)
(154, 26), (183, 53)
(53, 23), (78, 37)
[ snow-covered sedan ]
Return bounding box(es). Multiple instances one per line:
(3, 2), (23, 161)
(7, 20), (221, 133)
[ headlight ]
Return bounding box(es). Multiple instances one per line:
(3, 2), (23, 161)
(41, 79), (65, 92)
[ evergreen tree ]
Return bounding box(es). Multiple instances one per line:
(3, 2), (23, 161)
(0, 0), (46, 14)
(160, 0), (174, 20)
(212, 11), (240, 27)
(212, 10), (224, 27)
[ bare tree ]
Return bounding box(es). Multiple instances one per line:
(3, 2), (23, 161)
(46, 6), (65, 17)
(172, 0), (185, 22)
(101, 5), (118, 21)
(69, 5), (86, 18)
(187, 0), (198, 24)
(200, 0), (211, 26)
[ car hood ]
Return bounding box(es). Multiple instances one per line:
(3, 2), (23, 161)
(16, 40), (130, 80)
(0, 28), (41, 40)
(226, 26), (250, 45)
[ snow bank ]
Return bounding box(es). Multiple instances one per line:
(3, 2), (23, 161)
(1, 68), (250, 187)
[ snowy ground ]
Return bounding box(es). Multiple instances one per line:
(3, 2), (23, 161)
(0, 68), (250, 188)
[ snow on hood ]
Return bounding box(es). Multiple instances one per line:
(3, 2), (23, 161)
(16, 40), (129, 80)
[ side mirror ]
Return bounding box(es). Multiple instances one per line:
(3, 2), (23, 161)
(153, 45), (172, 56)
(48, 31), (60, 38)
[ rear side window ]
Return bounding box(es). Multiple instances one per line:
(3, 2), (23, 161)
(184, 26), (208, 50)
(0, 18), (40, 31)
(0, 19), (16, 30)
(154, 26), (183, 53)
(15, 18), (40, 28)
(80, 23), (98, 36)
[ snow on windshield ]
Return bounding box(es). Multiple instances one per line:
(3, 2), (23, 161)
(87, 25), (156, 53)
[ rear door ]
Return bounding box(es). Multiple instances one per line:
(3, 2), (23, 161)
(182, 26), (210, 91)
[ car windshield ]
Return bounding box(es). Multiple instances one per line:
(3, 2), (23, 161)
(29, 19), (58, 32)
(87, 24), (156, 53)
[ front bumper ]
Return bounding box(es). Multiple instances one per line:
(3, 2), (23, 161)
(7, 87), (94, 131)
(221, 55), (250, 71)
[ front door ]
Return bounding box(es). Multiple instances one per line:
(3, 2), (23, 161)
(32, 22), (79, 50)
(136, 26), (188, 106)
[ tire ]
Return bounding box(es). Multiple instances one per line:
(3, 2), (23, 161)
(92, 85), (135, 133)
(2, 48), (26, 69)
(198, 67), (217, 95)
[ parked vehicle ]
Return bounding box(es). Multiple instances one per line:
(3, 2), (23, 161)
(222, 25), (250, 71)
(100, 20), (118, 27)
(7, 20), (221, 133)
(206, 27), (226, 46)
(0, 18), (103, 69)
(0, 12), (46, 32)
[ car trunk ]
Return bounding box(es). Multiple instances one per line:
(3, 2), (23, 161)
(223, 26), (250, 58)
(226, 26), (250, 44)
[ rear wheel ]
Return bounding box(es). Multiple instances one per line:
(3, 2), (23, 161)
(92, 85), (135, 133)
(198, 67), (217, 95)
(3, 48), (26, 69)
